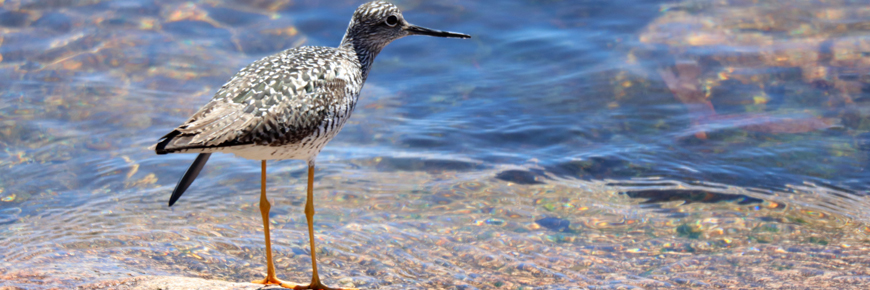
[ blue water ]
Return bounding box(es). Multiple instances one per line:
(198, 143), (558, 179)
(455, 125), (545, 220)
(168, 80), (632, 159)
(1, 0), (870, 288)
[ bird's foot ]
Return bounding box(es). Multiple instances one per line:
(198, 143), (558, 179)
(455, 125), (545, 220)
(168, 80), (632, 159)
(251, 278), (358, 290)
(251, 277), (300, 289)
(298, 282), (358, 290)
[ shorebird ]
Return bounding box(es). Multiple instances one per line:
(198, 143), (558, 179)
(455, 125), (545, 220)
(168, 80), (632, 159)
(153, 1), (469, 289)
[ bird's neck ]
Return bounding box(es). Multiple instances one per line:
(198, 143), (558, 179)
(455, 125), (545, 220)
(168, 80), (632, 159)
(339, 35), (384, 80)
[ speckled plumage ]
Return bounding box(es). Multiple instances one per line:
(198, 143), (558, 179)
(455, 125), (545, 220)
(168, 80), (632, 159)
(155, 46), (362, 161)
(155, 1), (470, 162)
(153, 0), (468, 199)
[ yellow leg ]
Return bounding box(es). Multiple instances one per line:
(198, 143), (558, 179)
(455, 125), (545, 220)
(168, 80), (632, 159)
(306, 164), (325, 289)
(303, 164), (357, 290)
(252, 160), (300, 289)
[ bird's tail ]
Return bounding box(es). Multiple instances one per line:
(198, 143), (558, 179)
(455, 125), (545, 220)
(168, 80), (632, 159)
(168, 153), (212, 206)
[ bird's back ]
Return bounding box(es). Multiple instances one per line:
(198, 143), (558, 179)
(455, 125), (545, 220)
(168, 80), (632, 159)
(155, 46), (364, 161)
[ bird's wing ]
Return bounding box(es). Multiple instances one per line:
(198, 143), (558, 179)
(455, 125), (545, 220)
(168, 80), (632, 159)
(155, 48), (350, 154)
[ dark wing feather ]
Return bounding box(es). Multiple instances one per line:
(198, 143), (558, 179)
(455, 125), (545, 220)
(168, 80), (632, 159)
(168, 153), (211, 206)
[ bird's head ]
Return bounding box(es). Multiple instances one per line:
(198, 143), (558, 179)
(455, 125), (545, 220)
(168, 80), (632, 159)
(341, 1), (470, 54)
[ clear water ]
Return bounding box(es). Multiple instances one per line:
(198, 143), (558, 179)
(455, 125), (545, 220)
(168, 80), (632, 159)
(1, 0), (870, 289)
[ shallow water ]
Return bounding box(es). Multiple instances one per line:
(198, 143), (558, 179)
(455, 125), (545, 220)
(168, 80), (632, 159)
(1, 0), (870, 289)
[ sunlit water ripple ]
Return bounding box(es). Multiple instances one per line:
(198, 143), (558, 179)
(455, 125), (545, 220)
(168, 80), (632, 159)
(1, 0), (870, 289)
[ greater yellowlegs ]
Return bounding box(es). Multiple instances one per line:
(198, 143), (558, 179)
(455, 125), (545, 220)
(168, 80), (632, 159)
(153, 1), (469, 289)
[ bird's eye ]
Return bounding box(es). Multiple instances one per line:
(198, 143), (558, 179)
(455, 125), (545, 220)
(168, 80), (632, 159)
(385, 15), (398, 27)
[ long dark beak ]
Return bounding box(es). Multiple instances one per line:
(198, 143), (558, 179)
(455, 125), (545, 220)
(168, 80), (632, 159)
(405, 24), (471, 39)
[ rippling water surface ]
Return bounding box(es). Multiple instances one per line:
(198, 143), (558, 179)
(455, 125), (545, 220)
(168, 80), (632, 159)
(2, 0), (870, 289)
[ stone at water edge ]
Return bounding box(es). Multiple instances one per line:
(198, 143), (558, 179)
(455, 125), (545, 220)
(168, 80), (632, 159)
(77, 276), (277, 290)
